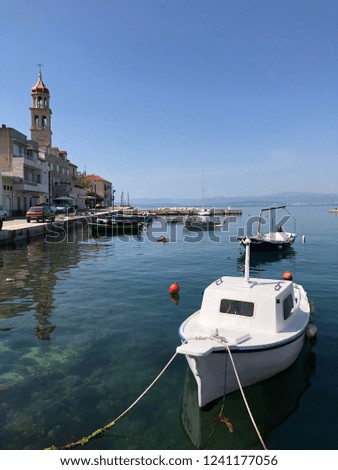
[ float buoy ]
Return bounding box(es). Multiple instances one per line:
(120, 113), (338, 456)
(306, 323), (317, 338)
(283, 271), (293, 281)
(169, 282), (180, 295)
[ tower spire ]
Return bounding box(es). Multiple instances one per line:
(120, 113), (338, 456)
(30, 67), (52, 146)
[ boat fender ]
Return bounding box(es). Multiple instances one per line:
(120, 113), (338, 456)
(169, 282), (180, 295)
(302, 235), (306, 243)
(283, 271), (293, 281)
(306, 323), (317, 338)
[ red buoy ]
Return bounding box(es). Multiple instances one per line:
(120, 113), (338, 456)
(283, 271), (293, 281)
(169, 282), (180, 294)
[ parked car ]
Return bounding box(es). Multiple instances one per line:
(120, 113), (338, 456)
(36, 203), (57, 214)
(26, 206), (56, 223)
(55, 205), (76, 215)
(0, 205), (8, 220)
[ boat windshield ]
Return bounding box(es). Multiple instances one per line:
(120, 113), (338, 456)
(220, 299), (254, 317)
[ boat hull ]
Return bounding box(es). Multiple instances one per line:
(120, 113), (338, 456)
(184, 216), (220, 231)
(89, 221), (142, 236)
(238, 235), (296, 252)
(184, 222), (217, 231)
(184, 332), (306, 407)
(246, 240), (294, 252)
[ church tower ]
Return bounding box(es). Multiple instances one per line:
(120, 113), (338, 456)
(30, 68), (52, 146)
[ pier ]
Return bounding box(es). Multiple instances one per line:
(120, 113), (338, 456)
(0, 214), (90, 246)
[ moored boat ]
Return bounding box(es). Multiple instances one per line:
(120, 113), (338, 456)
(176, 239), (315, 407)
(184, 209), (222, 231)
(237, 205), (296, 251)
(89, 213), (143, 236)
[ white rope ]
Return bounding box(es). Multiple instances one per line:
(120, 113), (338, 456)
(212, 337), (267, 450)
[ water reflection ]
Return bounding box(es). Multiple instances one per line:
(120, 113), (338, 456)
(237, 247), (296, 276)
(181, 345), (316, 449)
(0, 234), (112, 341)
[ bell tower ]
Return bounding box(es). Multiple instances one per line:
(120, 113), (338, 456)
(30, 66), (52, 146)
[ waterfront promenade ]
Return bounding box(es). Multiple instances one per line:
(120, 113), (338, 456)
(0, 213), (89, 245)
(0, 206), (237, 246)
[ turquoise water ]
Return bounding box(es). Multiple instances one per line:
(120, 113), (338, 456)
(0, 205), (337, 450)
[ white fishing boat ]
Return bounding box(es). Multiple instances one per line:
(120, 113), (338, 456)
(176, 239), (315, 407)
(237, 206), (297, 251)
(184, 211), (219, 230)
(184, 172), (221, 230)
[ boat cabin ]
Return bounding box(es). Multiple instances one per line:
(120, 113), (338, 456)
(199, 276), (298, 334)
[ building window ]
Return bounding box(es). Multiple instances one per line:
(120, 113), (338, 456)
(13, 143), (20, 156)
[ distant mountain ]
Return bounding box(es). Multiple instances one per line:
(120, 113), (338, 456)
(132, 192), (338, 207)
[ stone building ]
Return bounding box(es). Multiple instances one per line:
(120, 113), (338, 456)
(83, 174), (113, 208)
(29, 70), (86, 209)
(0, 124), (49, 215)
(30, 70), (53, 147)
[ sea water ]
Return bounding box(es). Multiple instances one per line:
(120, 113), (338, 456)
(0, 205), (337, 450)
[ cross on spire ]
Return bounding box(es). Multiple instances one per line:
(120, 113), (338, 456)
(36, 63), (43, 78)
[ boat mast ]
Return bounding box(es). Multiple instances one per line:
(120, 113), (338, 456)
(244, 238), (251, 282)
(201, 170), (205, 209)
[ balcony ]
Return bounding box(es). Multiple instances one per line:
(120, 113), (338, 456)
(13, 179), (48, 193)
(12, 155), (44, 170)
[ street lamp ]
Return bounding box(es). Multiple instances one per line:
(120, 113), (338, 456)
(48, 164), (51, 204)
(112, 187), (116, 211)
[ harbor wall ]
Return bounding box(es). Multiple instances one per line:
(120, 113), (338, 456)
(0, 217), (90, 246)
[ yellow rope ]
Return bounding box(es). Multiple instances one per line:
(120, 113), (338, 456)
(46, 351), (179, 450)
(180, 334), (268, 449)
(211, 337), (267, 450)
(46, 337), (267, 451)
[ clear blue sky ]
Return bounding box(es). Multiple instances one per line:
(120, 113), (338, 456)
(1, 0), (337, 201)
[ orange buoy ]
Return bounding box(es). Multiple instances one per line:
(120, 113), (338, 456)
(169, 282), (180, 295)
(283, 271), (293, 281)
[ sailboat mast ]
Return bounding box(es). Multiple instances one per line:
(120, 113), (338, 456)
(202, 171), (205, 208)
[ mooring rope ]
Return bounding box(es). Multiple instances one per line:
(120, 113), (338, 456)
(46, 351), (179, 450)
(211, 336), (267, 450)
(179, 334), (267, 449)
(46, 336), (267, 451)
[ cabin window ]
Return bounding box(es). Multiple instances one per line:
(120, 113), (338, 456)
(283, 293), (294, 320)
(220, 299), (254, 317)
